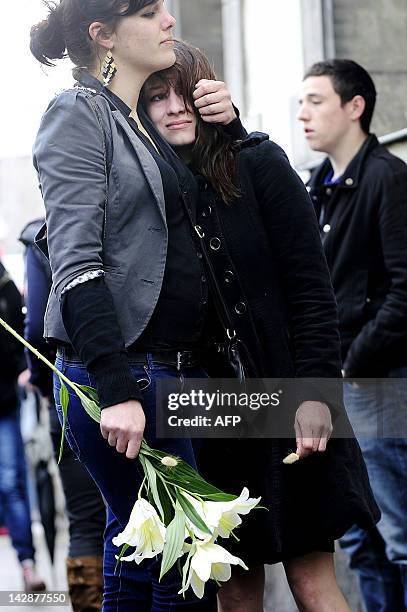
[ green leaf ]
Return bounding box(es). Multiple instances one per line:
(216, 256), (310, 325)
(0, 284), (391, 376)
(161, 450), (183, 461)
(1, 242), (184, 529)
(76, 384), (99, 403)
(114, 544), (129, 573)
(140, 456), (165, 522)
(58, 381), (69, 464)
(175, 490), (212, 536)
(156, 477), (174, 526)
(75, 389), (101, 423)
(160, 502), (186, 580)
(203, 492), (237, 502)
(139, 445), (234, 499)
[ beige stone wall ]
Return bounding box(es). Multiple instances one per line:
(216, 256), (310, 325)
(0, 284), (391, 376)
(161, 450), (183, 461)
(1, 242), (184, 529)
(176, 0), (224, 78)
(333, 0), (407, 136)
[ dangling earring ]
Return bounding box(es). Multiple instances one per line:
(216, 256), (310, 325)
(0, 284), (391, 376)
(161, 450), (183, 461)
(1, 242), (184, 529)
(101, 50), (117, 86)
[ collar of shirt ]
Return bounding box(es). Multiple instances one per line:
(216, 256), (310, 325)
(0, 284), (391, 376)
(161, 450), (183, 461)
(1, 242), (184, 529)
(323, 169), (342, 185)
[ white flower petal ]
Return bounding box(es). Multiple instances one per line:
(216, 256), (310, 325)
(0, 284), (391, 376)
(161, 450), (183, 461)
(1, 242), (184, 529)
(190, 569), (206, 599)
(210, 562), (232, 582)
(200, 489), (260, 538)
(113, 498), (166, 563)
(119, 550), (139, 562)
(191, 546), (213, 582)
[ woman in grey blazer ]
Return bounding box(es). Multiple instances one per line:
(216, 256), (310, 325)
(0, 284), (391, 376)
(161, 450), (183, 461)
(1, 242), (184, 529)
(30, 1), (239, 610)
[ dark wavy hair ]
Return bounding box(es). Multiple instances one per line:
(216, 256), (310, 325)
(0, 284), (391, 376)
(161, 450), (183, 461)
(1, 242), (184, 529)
(143, 40), (240, 203)
(30, 0), (155, 69)
(304, 59), (377, 134)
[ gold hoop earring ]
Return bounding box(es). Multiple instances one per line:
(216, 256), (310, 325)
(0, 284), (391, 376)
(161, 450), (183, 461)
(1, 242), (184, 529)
(101, 50), (117, 85)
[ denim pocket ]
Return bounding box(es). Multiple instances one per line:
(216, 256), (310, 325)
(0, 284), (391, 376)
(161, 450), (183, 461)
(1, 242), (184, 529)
(53, 358), (93, 460)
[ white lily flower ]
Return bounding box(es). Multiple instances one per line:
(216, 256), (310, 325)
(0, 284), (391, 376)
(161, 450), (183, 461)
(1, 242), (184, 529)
(203, 488), (261, 538)
(182, 488), (260, 539)
(112, 498), (166, 564)
(181, 492), (214, 540)
(179, 539), (248, 599)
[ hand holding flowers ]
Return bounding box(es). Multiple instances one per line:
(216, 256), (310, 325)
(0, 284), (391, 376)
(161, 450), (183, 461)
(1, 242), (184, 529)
(0, 315), (262, 599)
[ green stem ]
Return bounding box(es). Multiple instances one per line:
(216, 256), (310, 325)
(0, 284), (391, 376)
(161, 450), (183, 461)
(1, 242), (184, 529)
(0, 316), (79, 394)
(138, 476), (147, 500)
(160, 479), (201, 499)
(156, 472), (176, 509)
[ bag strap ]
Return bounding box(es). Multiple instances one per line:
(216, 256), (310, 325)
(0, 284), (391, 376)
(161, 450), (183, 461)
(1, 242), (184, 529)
(179, 193), (237, 340)
(0, 272), (11, 292)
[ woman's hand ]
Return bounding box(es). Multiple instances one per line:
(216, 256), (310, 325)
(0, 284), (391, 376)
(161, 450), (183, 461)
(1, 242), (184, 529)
(193, 79), (237, 125)
(295, 401), (333, 458)
(100, 400), (146, 459)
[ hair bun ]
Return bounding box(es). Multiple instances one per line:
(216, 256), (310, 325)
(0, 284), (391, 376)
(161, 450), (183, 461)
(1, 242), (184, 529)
(30, 1), (66, 66)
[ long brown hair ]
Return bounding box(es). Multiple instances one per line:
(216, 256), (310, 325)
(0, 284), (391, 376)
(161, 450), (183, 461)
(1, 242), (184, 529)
(144, 40), (240, 203)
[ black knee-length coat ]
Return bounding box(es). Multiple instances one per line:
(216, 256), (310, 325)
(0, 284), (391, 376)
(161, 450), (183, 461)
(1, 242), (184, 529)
(192, 133), (380, 565)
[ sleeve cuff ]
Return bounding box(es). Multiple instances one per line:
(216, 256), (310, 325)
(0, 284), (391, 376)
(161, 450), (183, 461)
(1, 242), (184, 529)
(222, 116), (247, 140)
(87, 352), (143, 409)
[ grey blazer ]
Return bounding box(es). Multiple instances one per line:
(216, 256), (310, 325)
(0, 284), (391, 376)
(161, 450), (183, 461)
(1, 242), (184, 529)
(33, 73), (168, 346)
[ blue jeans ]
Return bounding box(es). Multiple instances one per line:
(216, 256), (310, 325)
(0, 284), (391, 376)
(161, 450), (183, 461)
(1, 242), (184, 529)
(0, 407), (35, 563)
(340, 369), (407, 611)
(54, 353), (217, 612)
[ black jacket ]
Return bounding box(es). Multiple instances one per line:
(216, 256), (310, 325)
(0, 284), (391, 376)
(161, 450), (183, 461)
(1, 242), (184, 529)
(19, 219), (55, 398)
(0, 263), (26, 413)
(308, 135), (407, 376)
(193, 133), (379, 565)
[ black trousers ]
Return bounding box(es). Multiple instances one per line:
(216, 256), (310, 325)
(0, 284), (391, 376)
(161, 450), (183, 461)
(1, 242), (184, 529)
(48, 401), (105, 558)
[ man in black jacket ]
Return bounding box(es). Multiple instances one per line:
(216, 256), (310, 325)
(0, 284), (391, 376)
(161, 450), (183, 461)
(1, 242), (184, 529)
(297, 59), (407, 611)
(0, 261), (46, 592)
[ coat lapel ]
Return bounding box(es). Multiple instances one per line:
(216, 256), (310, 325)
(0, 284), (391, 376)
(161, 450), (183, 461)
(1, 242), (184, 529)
(112, 110), (166, 223)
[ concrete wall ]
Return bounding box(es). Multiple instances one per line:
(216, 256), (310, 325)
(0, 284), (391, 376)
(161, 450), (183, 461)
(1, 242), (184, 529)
(174, 0), (224, 77)
(387, 139), (407, 164)
(333, 0), (407, 137)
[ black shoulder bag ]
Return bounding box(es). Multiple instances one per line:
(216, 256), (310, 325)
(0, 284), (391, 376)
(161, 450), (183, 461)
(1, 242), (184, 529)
(179, 196), (259, 383)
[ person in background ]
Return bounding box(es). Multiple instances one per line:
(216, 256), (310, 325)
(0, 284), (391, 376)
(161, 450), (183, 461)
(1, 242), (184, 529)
(142, 40), (380, 612)
(19, 219), (106, 612)
(297, 58), (407, 611)
(0, 259), (46, 592)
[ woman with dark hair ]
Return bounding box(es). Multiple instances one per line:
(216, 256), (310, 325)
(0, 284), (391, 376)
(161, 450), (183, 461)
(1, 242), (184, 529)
(142, 41), (380, 612)
(30, 2), (239, 610)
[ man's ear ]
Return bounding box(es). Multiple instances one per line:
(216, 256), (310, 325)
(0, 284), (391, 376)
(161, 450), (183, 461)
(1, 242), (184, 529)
(88, 22), (113, 51)
(349, 94), (366, 123)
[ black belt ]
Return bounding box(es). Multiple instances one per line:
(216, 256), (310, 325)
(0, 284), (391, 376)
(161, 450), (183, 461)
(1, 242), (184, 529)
(57, 346), (203, 370)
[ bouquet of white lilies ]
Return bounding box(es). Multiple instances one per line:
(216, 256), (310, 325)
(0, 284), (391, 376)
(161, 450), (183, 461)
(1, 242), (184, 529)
(0, 315), (261, 599)
(113, 444), (260, 598)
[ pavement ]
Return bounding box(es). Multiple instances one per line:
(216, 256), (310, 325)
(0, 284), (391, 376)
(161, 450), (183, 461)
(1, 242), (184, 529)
(0, 522), (71, 612)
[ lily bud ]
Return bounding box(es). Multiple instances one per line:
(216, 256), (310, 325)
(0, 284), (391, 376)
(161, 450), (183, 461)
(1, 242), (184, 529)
(161, 456), (178, 467)
(283, 452), (300, 465)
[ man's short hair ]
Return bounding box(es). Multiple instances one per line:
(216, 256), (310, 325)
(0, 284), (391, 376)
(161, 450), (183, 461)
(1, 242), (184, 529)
(304, 59), (377, 134)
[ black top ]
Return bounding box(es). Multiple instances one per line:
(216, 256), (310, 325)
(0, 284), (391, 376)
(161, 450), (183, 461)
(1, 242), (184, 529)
(19, 219), (55, 398)
(0, 262), (26, 413)
(308, 134), (407, 375)
(62, 89), (207, 408)
(184, 134), (380, 567)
